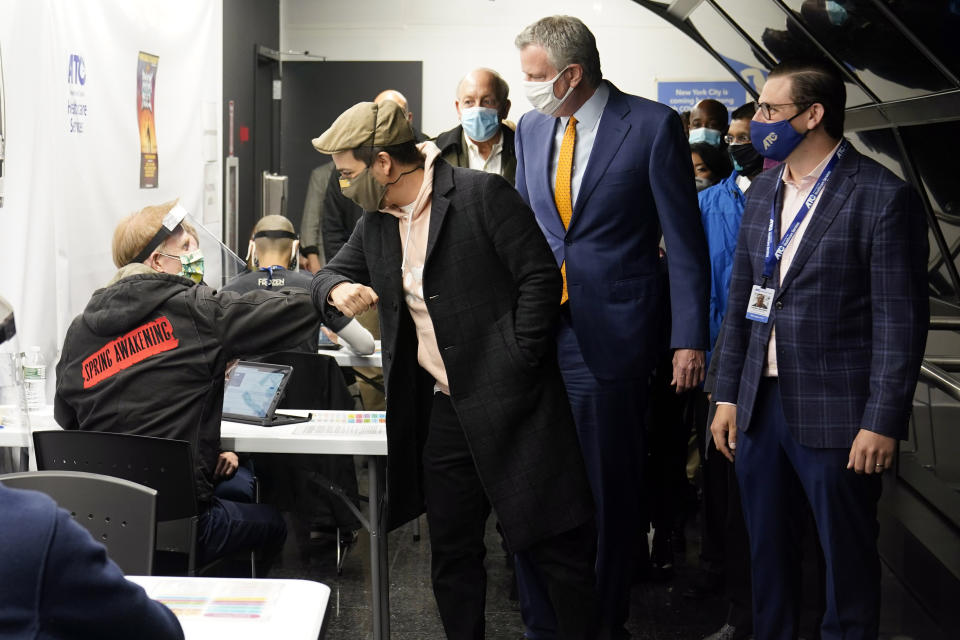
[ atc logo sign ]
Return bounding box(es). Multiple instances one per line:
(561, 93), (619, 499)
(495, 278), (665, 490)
(67, 53), (86, 85)
(67, 53), (88, 134)
(762, 131), (778, 150)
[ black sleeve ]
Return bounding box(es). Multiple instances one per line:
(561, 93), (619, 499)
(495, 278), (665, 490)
(479, 173), (562, 362)
(322, 167), (364, 262)
(194, 287), (322, 360)
(312, 215), (372, 322)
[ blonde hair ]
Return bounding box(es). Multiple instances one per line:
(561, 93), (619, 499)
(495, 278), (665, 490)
(111, 199), (180, 268)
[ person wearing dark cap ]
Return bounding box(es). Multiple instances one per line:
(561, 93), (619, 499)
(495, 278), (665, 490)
(311, 100), (599, 639)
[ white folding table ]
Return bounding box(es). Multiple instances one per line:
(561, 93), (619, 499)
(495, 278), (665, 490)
(127, 575), (329, 639)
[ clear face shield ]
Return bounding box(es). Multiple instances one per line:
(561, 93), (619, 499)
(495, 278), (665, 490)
(132, 204), (247, 288)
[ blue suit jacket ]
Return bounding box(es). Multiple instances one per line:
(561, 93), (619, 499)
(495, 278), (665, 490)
(712, 143), (929, 447)
(514, 82), (709, 379)
(0, 483), (183, 639)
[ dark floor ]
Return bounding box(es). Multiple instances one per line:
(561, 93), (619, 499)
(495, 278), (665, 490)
(268, 508), (949, 640)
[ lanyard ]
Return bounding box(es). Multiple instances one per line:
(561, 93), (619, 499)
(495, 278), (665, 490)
(761, 140), (848, 286)
(258, 265), (285, 286)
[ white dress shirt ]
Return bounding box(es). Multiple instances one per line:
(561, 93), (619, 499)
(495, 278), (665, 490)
(464, 131), (503, 175)
(549, 82), (610, 209)
(764, 140), (843, 376)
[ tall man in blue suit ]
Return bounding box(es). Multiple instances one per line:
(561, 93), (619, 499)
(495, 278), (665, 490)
(710, 59), (929, 639)
(512, 16), (710, 639)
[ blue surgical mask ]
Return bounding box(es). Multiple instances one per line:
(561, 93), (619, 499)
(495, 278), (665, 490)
(460, 106), (501, 143)
(750, 109), (809, 162)
(688, 127), (723, 147)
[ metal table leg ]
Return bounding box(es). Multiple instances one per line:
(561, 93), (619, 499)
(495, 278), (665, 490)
(368, 454), (390, 639)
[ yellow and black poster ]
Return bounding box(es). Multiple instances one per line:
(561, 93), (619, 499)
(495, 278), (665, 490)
(137, 51), (158, 188)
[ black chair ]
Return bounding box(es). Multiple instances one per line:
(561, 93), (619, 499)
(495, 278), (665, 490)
(32, 430), (254, 577)
(0, 470), (157, 575)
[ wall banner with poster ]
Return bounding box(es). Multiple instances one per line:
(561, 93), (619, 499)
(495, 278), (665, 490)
(137, 51), (158, 188)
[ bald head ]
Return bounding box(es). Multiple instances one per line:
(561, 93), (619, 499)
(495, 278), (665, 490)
(254, 214), (295, 235)
(456, 68), (511, 121)
(374, 89), (412, 124)
(250, 214), (298, 267)
(690, 99), (729, 134)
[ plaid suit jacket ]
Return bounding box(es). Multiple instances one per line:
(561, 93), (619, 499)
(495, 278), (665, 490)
(712, 143), (929, 448)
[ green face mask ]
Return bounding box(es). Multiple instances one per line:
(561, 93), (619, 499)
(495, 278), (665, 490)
(178, 249), (205, 283)
(339, 168), (387, 212)
(159, 249), (205, 283)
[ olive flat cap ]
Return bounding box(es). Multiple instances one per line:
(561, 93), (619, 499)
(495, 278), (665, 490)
(312, 101), (415, 154)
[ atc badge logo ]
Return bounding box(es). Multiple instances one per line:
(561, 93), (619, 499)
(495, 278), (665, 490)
(762, 131), (778, 150)
(67, 53), (88, 134)
(67, 53), (85, 85)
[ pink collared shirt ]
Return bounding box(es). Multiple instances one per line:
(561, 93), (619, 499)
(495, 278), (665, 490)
(763, 140), (843, 376)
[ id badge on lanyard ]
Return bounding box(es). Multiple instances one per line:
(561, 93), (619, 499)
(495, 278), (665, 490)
(745, 140), (848, 323)
(746, 284), (775, 322)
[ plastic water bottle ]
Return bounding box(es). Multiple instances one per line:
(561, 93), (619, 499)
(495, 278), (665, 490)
(23, 346), (46, 411)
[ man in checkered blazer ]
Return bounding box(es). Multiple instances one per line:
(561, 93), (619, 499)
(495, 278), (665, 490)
(710, 59), (929, 639)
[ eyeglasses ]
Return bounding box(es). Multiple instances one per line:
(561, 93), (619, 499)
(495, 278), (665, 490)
(723, 133), (751, 145)
(753, 101), (811, 120)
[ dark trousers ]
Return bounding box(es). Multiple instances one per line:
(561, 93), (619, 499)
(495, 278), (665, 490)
(199, 465), (286, 571)
(516, 312), (647, 639)
(423, 392), (598, 640)
(197, 496), (287, 570)
(646, 362), (704, 563)
(701, 401), (753, 630)
(213, 461), (256, 503)
(737, 379), (882, 639)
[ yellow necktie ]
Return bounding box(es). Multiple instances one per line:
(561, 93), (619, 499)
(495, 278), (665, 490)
(555, 116), (577, 304)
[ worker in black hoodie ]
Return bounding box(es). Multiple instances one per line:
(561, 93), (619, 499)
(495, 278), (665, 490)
(55, 200), (323, 572)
